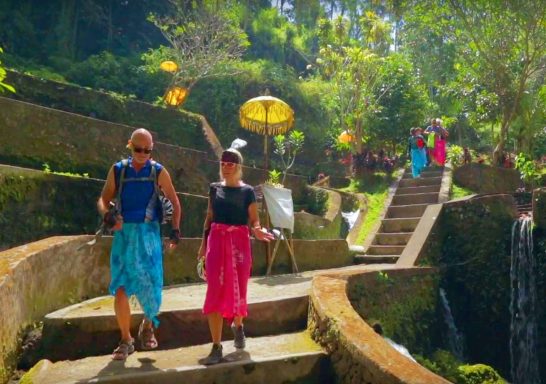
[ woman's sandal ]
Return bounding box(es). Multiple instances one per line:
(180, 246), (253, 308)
(112, 339), (135, 360)
(138, 320), (158, 350)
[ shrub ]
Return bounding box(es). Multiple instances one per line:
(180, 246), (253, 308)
(457, 364), (506, 384)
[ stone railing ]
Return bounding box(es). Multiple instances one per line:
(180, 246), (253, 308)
(308, 267), (450, 384)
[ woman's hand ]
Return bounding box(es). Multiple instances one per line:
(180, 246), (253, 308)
(252, 226), (274, 242)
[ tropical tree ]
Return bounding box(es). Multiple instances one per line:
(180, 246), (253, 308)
(315, 14), (396, 173)
(442, 0), (546, 163)
(146, 2), (249, 95)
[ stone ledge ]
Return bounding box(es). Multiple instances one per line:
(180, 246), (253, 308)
(308, 267), (450, 384)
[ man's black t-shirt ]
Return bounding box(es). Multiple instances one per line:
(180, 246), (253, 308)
(209, 182), (256, 226)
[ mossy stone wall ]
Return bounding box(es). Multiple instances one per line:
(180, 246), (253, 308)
(348, 269), (443, 357)
(419, 195), (527, 378)
(5, 70), (206, 152)
(453, 164), (522, 193)
(0, 96), (211, 195)
(533, 188), (546, 230)
(0, 166), (207, 250)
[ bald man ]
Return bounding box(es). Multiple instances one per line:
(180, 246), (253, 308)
(97, 128), (182, 360)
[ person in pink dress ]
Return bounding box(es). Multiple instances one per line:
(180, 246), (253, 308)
(197, 145), (273, 365)
(424, 118), (449, 166)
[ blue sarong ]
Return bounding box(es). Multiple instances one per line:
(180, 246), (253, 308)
(411, 148), (427, 178)
(109, 222), (163, 327)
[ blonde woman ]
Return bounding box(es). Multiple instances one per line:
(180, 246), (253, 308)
(197, 146), (273, 365)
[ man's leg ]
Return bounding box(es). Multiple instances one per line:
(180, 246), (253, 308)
(114, 287), (132, 342)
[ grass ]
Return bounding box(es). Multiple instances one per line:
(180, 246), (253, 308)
(341, 171), (396, 245)
(450, 183), (475, 199)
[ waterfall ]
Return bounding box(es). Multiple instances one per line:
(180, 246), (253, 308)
(341, 210), (359, 230)
(439, 288), (465, 361)
(510, 217), (541, 384)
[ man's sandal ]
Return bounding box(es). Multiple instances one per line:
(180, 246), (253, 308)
(138, 320), (158, 350)
(112, 339), (135, 360)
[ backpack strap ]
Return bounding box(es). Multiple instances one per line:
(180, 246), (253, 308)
(115, 159), (130, 213)
(144, 160), (161, 222)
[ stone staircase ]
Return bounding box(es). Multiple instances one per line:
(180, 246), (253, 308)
(355, 168), (444, 264)
(21, 272), (335, 384)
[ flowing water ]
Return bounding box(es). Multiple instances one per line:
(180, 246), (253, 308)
(439, 287), (465, 361)
(510, 216), (541, 384)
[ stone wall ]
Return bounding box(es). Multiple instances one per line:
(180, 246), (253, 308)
(0, 235), (351, 382)
(452, 164), (522, 193)
(0, 96), (211, 195)
(418, 194), (520, 378)
(348, 269), (443, 357)
(4, 70), (206, 152)
(308, 267), (450, 384)
(0, 165), (208, 250)
(533, 188), (546, 230)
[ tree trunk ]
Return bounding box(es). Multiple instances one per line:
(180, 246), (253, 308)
(493, 119), (509, 165)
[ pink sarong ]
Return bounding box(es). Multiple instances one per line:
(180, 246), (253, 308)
(203, 223), (252, 318)
(434, 138), (446, 165)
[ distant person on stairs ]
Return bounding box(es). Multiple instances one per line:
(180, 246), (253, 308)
(97, 128), (182, 360)
(424, 118), (449, 166)
(197, 142), (273, 365)
(408, 127), (427, 178)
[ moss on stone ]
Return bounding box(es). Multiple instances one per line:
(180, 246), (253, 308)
(348, 271), (442, 356)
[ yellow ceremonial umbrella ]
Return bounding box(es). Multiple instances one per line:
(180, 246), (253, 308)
(163, 86), (189, 107)
(160, 60), (179, 73)
(239, 95), (294, 170)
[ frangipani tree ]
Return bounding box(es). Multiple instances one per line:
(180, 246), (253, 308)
(315, 15), (389, 172)
(145, 3), (249, 98)
(273, 130), (305, 185)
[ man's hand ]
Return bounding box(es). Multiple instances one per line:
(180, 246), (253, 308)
(168, 228), (181, 249)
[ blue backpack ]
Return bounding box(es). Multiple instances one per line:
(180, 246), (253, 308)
(116, 159), (173, 224)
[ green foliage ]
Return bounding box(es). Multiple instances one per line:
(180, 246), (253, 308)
(367, 54), (427, 150)
(265, 169), (283, 187)
(341, 171), (395, 244)
(450, 184), (474, 200)
(415, 350), (463, 383)
(447, 145), (465, 167)
(42, 163), (89, 179)
(147, 4), (249, 92)
(515, 152), (541, 187)
(0, 47), (15, 93)
(457, 364), (507, 384)
(274, 130), (305, 184)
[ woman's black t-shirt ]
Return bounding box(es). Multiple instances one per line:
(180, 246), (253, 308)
(210, 182), (257, 225)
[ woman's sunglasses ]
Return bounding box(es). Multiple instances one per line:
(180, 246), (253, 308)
(221, 161), (237, 168)
(133, 146), (152, 154)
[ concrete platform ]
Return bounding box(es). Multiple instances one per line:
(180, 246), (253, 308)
(23, 331), (333, 384)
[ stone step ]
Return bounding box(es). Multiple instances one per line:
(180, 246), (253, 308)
(366, 245), (405, 255)
(386, 204), (428, 219)
(42, 274), (312, 361)
(396, 185), (441, 195)
(391, 192), (438, 206)
(398, 176), (443, 188)
(22, 331), (332, 384)
(373, 232), (412, 246)
(380, 218), (421, 233)
(402, 171), (443, 179)
(354, 255), (400, 264)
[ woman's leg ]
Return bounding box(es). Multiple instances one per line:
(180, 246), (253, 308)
(114, 288), (132, 342)
(207, 312), (224, 344)
(233, 316), (243, 327)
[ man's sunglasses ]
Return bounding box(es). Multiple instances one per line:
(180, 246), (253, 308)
(133, 146), (152, 154)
